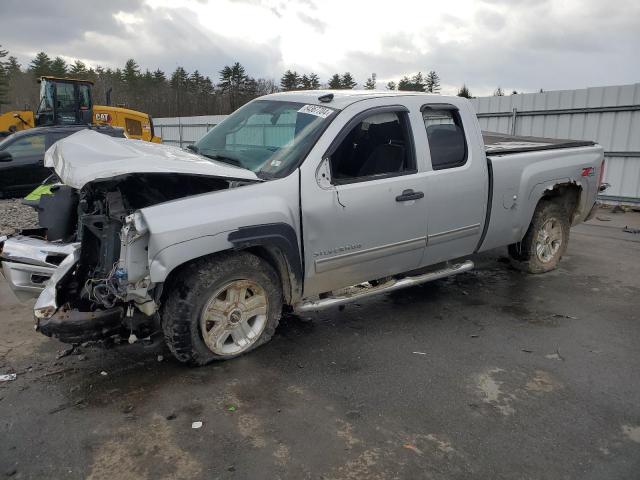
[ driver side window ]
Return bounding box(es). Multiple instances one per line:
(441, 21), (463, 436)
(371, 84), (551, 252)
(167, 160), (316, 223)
(329, 110), (414, 183)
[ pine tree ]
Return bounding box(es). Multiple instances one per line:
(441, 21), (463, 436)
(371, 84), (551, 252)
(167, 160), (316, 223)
(411, 72), (426, 92)
(69, 60), (88, 78)
(425, 71), (440, 93)
(328, 74), (342, 89)
(280, 70), (300, 91)
(50, 57), (68, 77)
(122, 59), (140, 85)
(300, 73), (320, 90)
(386, 81), (396, 91)
(170, 67), (189, 89)
(340, 72), (357, 89)
(457, 84), (472, 98)
(300, 74), (310, 89)
(190, 70), (204, 93)
(152, 69), (166, 84)
(29, 51), (52, 78)
(363, 73), (376, 90)
(141, 69), (153, 82)
(5, 56), (21, 75)
(307, 73), (320, 89)
(218, 66), (233, 91)
(218, 62), (249, 111)
(201, 77), (214, 95)
(397, 76), (412, 91)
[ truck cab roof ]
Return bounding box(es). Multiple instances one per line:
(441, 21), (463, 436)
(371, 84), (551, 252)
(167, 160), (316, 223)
(261, 90), (458, 110)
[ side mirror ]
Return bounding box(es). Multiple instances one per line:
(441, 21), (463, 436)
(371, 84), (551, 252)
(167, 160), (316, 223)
(315, 157), (333, 189)
(0, 151), (13, 162)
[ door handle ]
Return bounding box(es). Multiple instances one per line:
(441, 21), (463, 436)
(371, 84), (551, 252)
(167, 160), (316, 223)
(395, 189), (424, 202)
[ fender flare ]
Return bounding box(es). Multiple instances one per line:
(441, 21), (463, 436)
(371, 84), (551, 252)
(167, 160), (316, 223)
(227, 223), (303, 300)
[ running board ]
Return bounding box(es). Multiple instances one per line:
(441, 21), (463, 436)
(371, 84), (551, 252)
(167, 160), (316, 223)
(294, 260), (474, 313)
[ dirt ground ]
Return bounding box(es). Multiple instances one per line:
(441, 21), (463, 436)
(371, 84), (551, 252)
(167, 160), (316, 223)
(1, 207), (639, 479)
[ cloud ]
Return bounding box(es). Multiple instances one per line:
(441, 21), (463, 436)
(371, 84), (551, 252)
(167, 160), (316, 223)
(296, 12), (326, 33)
(475, 8), (506, 30)
(1, 0), (639, 95)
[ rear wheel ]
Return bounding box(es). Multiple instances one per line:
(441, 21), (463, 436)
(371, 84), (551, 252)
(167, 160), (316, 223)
(162, 252), (282, 365)
(508, 201), (570, 273)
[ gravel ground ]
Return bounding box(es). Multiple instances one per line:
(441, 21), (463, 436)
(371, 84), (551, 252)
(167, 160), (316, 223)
(0, 199), (38, 235)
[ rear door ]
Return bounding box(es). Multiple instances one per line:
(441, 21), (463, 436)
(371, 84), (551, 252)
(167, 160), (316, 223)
(419, 103), (488, 264)
(301, 104), (429, 296)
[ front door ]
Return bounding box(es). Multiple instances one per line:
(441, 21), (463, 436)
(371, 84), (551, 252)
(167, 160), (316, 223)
(301, 106), (428, 296)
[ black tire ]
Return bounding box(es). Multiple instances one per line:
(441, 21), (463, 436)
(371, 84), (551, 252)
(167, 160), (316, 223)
(161, 251), (282, 365)
(508, 200), (570, 274)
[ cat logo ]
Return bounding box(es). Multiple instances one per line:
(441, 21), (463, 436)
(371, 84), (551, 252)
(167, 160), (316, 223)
(95, 112), (112, 123)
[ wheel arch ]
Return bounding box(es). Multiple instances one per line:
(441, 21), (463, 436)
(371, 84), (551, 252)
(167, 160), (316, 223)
(538, 182), (583, 224)
(227, 223), (303, 305)
(522, 181), (584, 240)
(536, 182), (583, 224)
(153, 223), (303, 307)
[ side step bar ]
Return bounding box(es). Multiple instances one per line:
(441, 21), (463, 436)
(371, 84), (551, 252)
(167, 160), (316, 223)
(294, 260), (474, 313)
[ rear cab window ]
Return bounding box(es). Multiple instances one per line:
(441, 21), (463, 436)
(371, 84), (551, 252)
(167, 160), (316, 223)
(422, 105), (468, 170)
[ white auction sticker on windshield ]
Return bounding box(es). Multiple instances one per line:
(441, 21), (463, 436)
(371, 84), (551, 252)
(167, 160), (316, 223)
(298, 104), (333, 118)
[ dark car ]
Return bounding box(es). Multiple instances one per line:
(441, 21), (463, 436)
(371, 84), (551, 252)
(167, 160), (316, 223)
(0, 125), (125, 198)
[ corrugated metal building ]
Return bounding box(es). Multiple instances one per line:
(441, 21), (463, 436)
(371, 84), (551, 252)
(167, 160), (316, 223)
(154, 115), (227, 147)
(470, 83), (640, 205)
(155, 83), (640, 205)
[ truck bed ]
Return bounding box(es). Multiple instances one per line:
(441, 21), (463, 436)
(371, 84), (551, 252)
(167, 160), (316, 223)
(483, 131), (595, 155)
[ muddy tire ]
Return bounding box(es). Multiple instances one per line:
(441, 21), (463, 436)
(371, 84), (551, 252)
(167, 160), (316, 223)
(508, 201), (570, 274)
(161, 252), (282, 365)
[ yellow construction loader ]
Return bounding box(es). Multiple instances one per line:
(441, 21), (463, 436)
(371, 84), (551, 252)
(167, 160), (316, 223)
(0, 76), (160, 142)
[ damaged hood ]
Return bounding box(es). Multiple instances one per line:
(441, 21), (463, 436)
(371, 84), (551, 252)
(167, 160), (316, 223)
(44, 129), (259, 188)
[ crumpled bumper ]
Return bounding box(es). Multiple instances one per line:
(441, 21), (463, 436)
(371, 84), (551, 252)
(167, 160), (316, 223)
(1, 235), (127, 343)
(0, 235), (79, 302)
(37, 306), (124, 344)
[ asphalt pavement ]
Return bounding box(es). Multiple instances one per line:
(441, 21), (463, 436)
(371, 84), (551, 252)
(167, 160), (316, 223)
(1, 208), (639, 479)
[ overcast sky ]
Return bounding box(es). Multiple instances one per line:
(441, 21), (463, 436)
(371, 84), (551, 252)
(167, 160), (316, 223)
(2, 0), (639, 96)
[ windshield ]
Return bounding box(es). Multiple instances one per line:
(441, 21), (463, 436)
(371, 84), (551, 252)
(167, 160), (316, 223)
(194, 100), (338, 178)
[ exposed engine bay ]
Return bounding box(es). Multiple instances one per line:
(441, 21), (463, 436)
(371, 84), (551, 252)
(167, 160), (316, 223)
(56, 173), (234, 308)
(1, 173), (245, 344)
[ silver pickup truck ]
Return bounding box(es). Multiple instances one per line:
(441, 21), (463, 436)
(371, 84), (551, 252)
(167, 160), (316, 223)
(0, 91), (605, 364)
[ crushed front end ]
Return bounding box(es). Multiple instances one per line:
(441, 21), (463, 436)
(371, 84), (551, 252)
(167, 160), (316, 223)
(1, 172), (234, 344)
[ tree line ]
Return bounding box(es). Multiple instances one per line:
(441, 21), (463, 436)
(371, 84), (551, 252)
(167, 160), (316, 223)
(0, 45), (527, 117)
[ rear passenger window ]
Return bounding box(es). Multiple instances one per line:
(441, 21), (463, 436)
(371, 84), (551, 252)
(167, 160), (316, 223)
(422, 107), (467, 170)
(329, 111), (414, 183)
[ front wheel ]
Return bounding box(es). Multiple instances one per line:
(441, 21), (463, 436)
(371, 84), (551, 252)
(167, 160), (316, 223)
(508, 201), (570, 273)
(162, 252), (282, 365)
